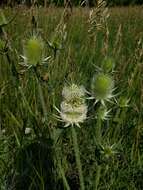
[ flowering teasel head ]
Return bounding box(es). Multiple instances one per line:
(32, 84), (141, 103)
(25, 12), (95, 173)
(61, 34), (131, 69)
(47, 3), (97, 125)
(60, 101), (88, 128)
(91, 73), (114, 105)
(62, 84), (86, 102)
(55, 84), (87, 128)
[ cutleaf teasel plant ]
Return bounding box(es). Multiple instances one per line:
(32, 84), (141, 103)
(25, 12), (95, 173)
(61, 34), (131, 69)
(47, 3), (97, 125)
(55, 83), (87, 190)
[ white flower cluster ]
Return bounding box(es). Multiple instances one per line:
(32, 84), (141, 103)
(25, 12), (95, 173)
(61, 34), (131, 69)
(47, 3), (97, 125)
(58, 84), (88, 128)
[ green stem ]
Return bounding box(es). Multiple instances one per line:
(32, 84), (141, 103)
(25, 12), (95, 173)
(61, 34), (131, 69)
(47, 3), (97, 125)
(95, 118), (102, 144)
(71, 127), (85, 190)
(94, 117), (102, 189)
(58, 161), (70, 190)
(113, 108), (126, 141)
(94, 165), (101, 190)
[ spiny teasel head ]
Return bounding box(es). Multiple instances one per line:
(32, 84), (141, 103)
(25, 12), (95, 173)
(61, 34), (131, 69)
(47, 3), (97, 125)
(117, 96), (130, 108)
(88, 0), (109, 36)
(55, 84), (87, 128)
(97, 105), (111, 120)
(21, 35), (49, 67)
(100, 143), (118, 159)
(62, 84), (86, 102)
(91, 73), (114, 105)
(23, 36), (43, 65)
(60, 100), (88, 128)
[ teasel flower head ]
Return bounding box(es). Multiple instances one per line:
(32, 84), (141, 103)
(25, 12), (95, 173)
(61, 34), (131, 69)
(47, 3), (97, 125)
(117, 96), (130, 108)
(62, 84), (86, 102)
(100, 143), (118, 159)
(55, 84), (87, 128)
(60, 101), (87, 128)
(91, 73), (114, 105)
(97, 105), (111, 120)
(21, 35), (50, 67)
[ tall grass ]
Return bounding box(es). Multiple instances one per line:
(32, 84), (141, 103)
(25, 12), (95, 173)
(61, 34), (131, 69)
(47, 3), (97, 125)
(0, 5), (143, 190)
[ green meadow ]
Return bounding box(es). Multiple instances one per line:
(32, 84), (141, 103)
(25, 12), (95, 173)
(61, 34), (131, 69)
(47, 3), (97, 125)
(0, 5), (143, 189)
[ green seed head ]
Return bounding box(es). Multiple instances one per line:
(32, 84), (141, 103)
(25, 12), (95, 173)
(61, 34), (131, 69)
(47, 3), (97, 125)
(24, 36), (44, 65)
(91, 73), (114, 101)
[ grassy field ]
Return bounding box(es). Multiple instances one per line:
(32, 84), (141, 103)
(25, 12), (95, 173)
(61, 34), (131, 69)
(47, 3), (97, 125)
(0, 4), (143, 190)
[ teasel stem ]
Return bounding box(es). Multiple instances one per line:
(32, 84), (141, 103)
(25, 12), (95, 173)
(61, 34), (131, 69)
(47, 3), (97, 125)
(95, 117), (102, 145)
(94, 164), (101, 190)
(71, 127), (85, 190)
(58, 161), (70, 190)
(33, 66), (52, 138)
(94, 116), (102, 190)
